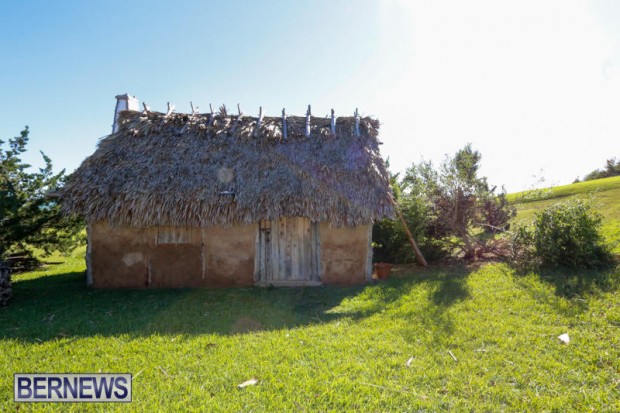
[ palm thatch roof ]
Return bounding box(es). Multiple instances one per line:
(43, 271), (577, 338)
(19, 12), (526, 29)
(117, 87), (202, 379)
(60, 108), (395, 227)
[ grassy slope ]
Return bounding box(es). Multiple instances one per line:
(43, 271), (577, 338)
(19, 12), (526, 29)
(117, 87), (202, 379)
(1, 253), (619, 411)
(509, 176), (620, 254)
(507, 176), (620, 204)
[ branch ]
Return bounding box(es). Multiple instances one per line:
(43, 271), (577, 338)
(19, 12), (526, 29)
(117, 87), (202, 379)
(476, 222), (514, 235)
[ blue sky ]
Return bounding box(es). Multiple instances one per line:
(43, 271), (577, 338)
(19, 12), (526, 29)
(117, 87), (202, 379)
(1, 0), (619, 192)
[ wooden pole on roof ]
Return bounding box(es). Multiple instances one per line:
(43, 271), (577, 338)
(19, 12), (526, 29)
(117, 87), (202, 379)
(354, 108), (360, 137)
(190, 101), (199, 115)
(231, 104), (243, 134)
(165, 102), (175, 117)
(254, 106), (263, 137)
(330, 109), (336, 135)
(282, 108), (288, 140)
(305, 105), (311, 137)
(208, 104), (215, 126)
(390, 193), (428, 267)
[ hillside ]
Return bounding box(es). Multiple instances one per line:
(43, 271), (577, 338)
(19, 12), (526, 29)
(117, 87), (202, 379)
(509, 176), (620, 254)
(507, 176), (620, 204)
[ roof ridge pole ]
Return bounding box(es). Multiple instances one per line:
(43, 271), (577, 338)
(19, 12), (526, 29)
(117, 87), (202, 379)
(231, 103), (243, 135)
(190, 101), (199, 115)
(282, 108), (288, 140)
(305, 104), (311, 137)
(330, 108), (336, 135)
(236, 103), (243, 122)
(208, 103), (215, 126)
(165, 102), (175, 117)
(354, 107), (360, 137)
(254, 106), (263, 137)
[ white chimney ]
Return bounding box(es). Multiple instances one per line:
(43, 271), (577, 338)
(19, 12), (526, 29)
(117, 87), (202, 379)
(113, 93), (140, 133)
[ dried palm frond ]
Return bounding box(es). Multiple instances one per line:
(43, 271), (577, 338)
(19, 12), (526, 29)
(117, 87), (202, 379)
(60, 109), (394, 227)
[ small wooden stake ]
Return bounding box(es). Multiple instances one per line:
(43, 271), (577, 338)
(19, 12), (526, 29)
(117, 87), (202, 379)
(354, 108), (360, 137)
(282, 108), (287, 140)
(330, 109), (336, 135)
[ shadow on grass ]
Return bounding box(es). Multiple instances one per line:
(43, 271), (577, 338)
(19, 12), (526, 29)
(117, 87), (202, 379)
(429, 268), (470, 307)
(510, 264), (620, 318)
(0, 263), (475, 344)
(536, 265), (620, 298)
(373, 264), (473, 347)
(511, 259), (620, 299)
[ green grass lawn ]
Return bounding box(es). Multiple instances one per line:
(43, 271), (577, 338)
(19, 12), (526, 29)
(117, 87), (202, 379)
(2, 252), (619, 411)
(509, 176), (620, 255)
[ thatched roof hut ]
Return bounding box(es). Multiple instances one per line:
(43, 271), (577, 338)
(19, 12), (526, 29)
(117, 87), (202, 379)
(61, 97), (394, 288)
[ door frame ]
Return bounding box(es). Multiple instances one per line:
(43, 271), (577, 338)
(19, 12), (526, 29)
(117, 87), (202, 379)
(254, 218), (322, 287)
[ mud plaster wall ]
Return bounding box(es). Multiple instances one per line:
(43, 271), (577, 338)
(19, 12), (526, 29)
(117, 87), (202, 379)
(89, 221), (255, 288)
(319, 223), (371, 285)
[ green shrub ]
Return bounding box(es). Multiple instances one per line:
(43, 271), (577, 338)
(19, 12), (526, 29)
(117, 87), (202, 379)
(512, 199), (613, 269)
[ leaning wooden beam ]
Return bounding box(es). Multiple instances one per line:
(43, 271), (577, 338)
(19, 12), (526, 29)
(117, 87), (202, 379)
(390, 193), (428, 267)
(142, 102), (150, 114)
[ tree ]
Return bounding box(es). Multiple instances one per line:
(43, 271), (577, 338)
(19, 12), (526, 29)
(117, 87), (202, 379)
(403, 144), (515, 260)
(583, 157), (620, 181)
(0, 127), (83, 262)
(604, 157), (620, 177)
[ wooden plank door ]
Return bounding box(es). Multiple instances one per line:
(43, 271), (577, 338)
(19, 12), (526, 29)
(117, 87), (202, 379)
(256, 217), (320, 286)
